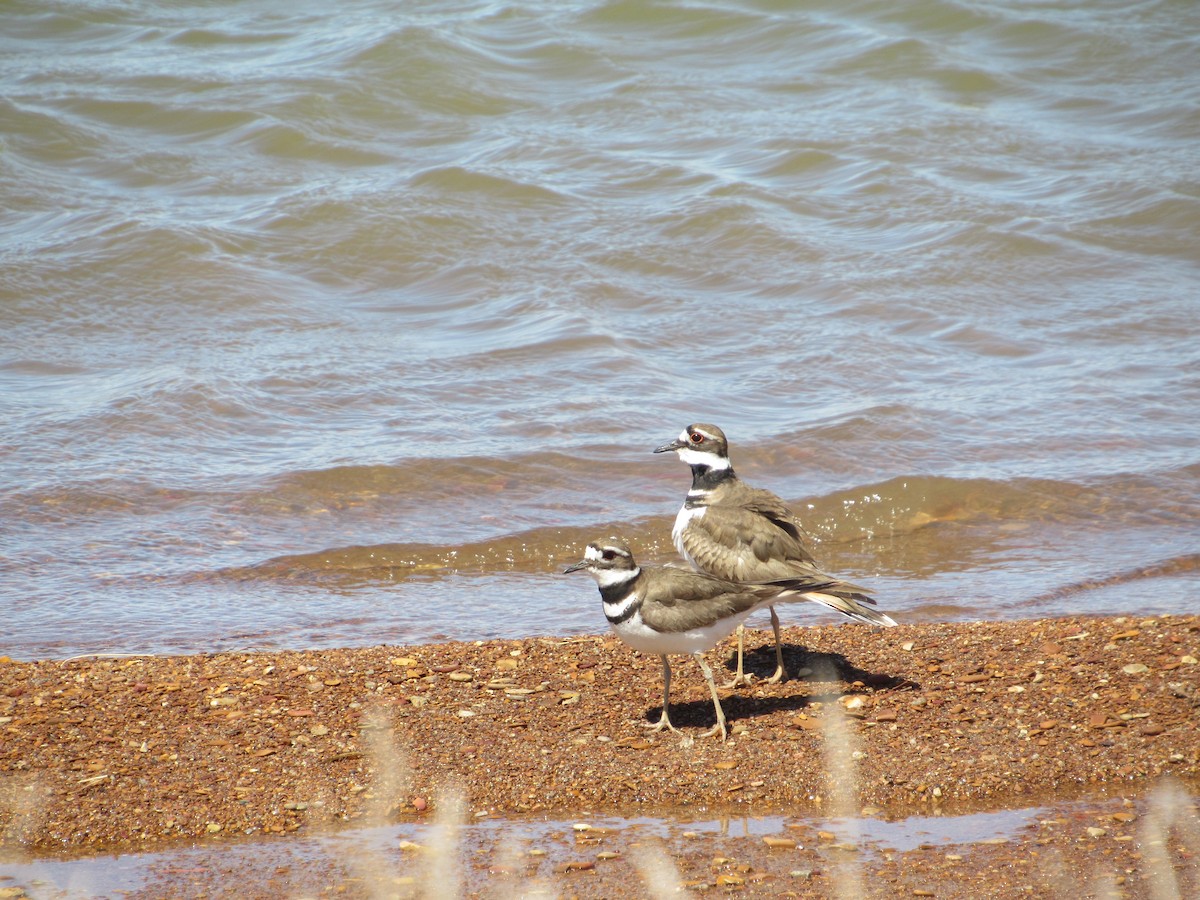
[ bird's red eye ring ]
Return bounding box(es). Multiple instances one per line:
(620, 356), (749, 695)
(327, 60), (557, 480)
(690, 432), (704, 443)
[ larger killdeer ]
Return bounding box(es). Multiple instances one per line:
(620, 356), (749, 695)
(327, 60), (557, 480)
(564, 536), (828, 741)
(655, 423), (897, 686)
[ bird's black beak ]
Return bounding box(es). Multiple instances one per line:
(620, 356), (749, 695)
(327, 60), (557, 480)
(562, 559), (589, 574)
(653, 437), (685, 454)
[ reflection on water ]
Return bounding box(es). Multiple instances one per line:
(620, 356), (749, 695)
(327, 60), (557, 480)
(5, 789), (1197, 899)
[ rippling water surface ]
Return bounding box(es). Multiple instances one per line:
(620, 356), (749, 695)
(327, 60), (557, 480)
(2, 0), (1197, 659)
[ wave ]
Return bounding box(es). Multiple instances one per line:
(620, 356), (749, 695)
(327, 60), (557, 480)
(217, 466), (1200, 586)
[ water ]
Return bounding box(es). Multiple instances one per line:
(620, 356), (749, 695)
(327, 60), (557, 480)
(2, 0), (1198, 660)
(0, 804), (1062, 897)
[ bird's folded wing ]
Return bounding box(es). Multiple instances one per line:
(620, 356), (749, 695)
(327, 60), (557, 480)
(681, 504), (815, 580)
(637, 567), (773, 633)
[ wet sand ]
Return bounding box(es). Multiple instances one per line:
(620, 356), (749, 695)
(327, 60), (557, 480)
(2, 615), (1198, 897)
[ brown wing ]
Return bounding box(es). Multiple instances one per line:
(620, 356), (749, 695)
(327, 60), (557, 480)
(739, 486), (817, 554)
(636, 566), (776, 635)
(680, 501), (816, 582)
(685, 486), (884, 608)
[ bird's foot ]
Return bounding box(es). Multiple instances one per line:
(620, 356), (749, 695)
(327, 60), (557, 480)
(721, 671), (755, 689)
(762, 665), (787, 685)
(644, 712), (680, 734)
(700, 721), (728, 742)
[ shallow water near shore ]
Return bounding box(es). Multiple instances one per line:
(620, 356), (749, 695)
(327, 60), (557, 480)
(2, 0), (1199, 660)
(0, 798), (1150, 897)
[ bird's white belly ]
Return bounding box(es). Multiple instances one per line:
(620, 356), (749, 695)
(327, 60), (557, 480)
(671, 503), (705, 570)
(609, 608), (751, 657)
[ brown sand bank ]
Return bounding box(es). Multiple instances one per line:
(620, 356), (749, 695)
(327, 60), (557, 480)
(1, 615), (1198, 897)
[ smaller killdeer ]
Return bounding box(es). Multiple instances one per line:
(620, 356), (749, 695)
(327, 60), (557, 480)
(655, 423), (897, 686)
(564, 536), (831, 740)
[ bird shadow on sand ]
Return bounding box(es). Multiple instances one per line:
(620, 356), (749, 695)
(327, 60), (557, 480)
(645, 644), (918, 731)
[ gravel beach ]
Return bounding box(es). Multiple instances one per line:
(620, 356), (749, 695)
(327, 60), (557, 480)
(2, 615), (1197, 898)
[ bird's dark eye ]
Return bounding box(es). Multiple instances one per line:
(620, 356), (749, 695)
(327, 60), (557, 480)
(690, 431), (704, 443)
(601, 549), (616, 561)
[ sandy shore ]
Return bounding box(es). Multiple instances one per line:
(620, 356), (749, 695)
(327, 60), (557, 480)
(2, 615), (1198, 897)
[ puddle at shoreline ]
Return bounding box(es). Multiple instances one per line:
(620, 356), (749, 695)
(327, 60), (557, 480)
(0, 802), (1054, 898)
(7, 783), (1199, 898)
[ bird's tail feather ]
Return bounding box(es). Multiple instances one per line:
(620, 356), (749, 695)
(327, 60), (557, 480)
(778, 588), (898, 627)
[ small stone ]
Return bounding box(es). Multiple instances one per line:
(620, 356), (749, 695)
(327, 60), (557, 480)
(763, 836), (796, 848)
(205, 823), (222, 834)
(714, 760), (738, 770)
(875, 709), (897, 722)
(1180, 656), (1197, 665)
(596, 851), (620, 860)
(449, 672), (473, 682)
(411, 797), (427, 811)
(556, 861), (595, 873)
(1086, 827), (1107, 838)
(1122, 664), (1149, 674)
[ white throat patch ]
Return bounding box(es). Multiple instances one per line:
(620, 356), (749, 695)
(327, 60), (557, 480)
(676, 445), (730, 469)
(592, 565), (638, 589)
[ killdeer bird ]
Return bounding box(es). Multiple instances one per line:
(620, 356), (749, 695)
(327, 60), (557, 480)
(655, 423), (897, 686)
(564, 536), (824, 741)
